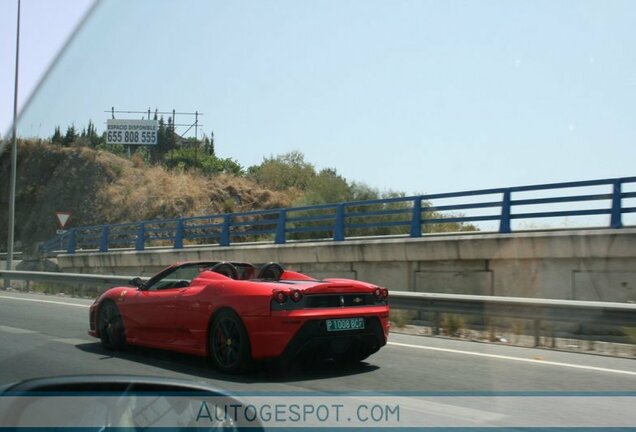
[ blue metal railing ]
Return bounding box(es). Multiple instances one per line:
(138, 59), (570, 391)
(39, 176), (636, 255)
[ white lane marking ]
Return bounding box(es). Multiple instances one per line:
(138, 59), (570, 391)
(52, 337), (92, 345)
(0, 324), (38, 334)
(388, 341), (636, 377)
(0, 295), (90, 308)
(0, 326), (90, 345)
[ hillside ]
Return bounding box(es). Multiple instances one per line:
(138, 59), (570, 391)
(0, 140), (290, 253)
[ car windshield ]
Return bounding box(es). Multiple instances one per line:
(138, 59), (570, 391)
(1, 0), (636, 430)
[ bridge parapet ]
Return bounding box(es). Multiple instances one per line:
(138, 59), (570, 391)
(57, 228), (636, 302)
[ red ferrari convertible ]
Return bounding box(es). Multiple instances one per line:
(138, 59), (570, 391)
(88, 261), (390, 373)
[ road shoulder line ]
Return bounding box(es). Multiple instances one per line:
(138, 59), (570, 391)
(388, 341), (636, 376)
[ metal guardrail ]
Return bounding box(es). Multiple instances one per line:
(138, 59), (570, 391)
(39, 176), (636, 255)
(2, 270), (636, 347)
(0, 270), (135, 286)
(390, 291), (636, 346)
(0, 252), (22, 260)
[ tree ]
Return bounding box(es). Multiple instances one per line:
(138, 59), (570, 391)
(248, 151), (315, 191)
(165, 116), (177, 151)
(302, 168), (352, 205)
(62, 125), (77, 146)
(51, 126), (63, 145)
(162, 147), (243, 176)
(150, 116), (177, 163)
(86, 119), (100, 148)
(350, 182), (380, 201)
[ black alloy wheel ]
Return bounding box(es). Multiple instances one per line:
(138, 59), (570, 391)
(99, 301), (126, 350)
(209, 310), (251, 374)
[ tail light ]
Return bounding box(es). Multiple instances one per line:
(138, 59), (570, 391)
(289, 289), (302, 302)
(271, 288), (304, 311)
(273, 290), (287, 304)
(374, 287), (389, 301)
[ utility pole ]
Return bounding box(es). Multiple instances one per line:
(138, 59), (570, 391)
(194, 111), (198, 166)
(5, 0), (21, 289)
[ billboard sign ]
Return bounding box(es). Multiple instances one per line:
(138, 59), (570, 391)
(106, 119), (158, 145)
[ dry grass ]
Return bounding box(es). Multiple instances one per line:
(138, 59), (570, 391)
(98, 153), (292, 222)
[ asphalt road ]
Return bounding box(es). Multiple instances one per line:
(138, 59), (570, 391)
(1, 290), (635, 394)
(3, 291), (636, 427)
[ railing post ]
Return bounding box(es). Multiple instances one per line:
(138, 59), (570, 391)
(499, 190), (512, 233)
(135, 222), (145, 251)
(433, 312), (440, 336)
(220, 215), (231, 246)
(333, 204), (345, 241)
(66, 229), (76, 254)
(275, 210), (286, 244)
(410, 197), (422, 238)
(174, 219), (184, 249)
(610, 180), (623, 229)
(99, 226), (109, 253)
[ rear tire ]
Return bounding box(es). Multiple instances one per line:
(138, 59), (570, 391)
(98, 301), (126, 350)
(209, 310), (251, 374)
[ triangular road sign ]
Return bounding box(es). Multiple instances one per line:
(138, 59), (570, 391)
(55, 211), (72, 229)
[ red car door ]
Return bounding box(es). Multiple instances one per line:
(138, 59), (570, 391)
(124, 287), (179, 346)
(122, 263), (217, 349)
(172, 282), (217, 351)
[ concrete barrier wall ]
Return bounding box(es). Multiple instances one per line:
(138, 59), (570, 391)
(56, 229), (636, 302)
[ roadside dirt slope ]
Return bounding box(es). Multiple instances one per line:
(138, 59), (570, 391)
(0, 140), (290, 252)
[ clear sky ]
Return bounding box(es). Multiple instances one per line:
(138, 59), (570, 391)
(2, 0), (636, 195)
(0, 0), (94, 136)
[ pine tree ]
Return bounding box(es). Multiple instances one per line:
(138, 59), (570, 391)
(62, 125), (77, 146)
(51, 126), (62, 145)
(150, 116), (167, 163)
(166, 116), (176, 151)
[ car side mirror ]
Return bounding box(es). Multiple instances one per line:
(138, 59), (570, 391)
(127, 277), (146, 289)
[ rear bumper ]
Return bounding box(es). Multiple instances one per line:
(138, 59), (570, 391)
(244, 307), (389, 360)
(281, 316), (386, 362)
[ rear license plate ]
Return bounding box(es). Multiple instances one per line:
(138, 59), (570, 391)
(326, 317), (365, 332)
